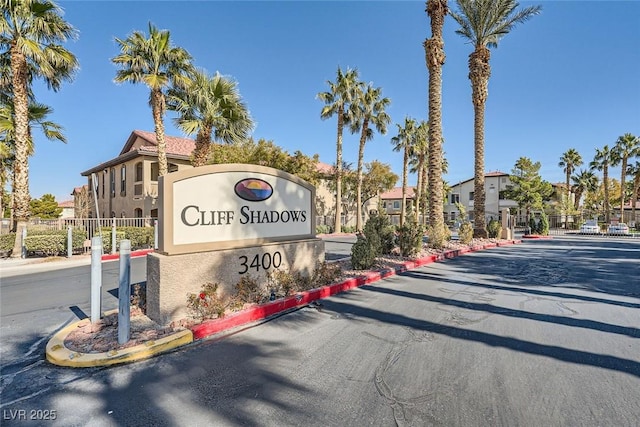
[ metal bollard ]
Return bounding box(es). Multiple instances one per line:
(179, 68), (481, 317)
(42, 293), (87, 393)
(153, 219), (158, 250)
(67, 226), (73, 258)
(90, 236), (103, 324)
(111, 217), (117, 255)
(21, 227), (27, 259)
(118, 239), (131, 344)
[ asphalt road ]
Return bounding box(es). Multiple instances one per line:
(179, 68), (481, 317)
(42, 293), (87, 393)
(1, 236), (638, 426)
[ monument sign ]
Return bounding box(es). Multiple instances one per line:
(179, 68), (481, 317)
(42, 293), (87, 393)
(147, 164), (325, 324)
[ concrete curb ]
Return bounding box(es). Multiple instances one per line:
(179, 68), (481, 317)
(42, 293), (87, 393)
(101, 248), (154, 261)
(46, 316), (193, 368)
(191, 239), (522, 340)
(46, 239), (521, 368)
(521, 235), (554, 240)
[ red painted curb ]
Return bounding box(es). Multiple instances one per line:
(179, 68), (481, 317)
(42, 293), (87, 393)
(101, 249), (154, 261)
(521, 235), (553, 240)
(189, 240), (523, 341)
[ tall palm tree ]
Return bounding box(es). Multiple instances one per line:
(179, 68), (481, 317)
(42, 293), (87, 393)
(558, 148), (583, 202)
(391, 117), (417, 226)
(113, 22), (194, 176)
(626, 160), (640, 226)
(0, 98), (67, 225)
(317, 66), (360, 234)
(611, 133), (640, 221)
(590, 145), (613, 223)
(571, 169), (598, 211)
(1, 0), (78, 257)
(558, 148), (582, 227)
(409, 120), (429, 223)
(424, 0), (448, 246)
(349, 83), (391, 231)
(450, 0), (541, 238)
(167, 69), (253, 167)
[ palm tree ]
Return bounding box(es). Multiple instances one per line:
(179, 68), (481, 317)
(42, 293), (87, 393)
(409, 121), (429, 223)
(113, 22), (194, 176)
(424, 0), (448, 246)
(167, 69), (253, 167)
(317, 67), (360, 234)
(391, 117), (417, 226)
(611, 133), (640, 221)
(590, 145), (613, 223)
(558, 148), (582, 227)
(626, 160), (640, 226)
(349, 83), (391, 231)
(571, 169), (598, 211)
(2, 0), (78, 257)
(0, 98), (67, 226)
(450, 0), (541, 237)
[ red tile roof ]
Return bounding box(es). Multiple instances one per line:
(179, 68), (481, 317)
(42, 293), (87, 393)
(316, 161), (333, 174)
(121, 130), (196, 156)
(380, 186), (416, 199)
(58, 200), (74, 208)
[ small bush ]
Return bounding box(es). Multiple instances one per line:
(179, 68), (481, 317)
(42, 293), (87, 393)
(0, 233), (15, 252)
(311, 261), (342, 286)
(458, 222), (473, 244)
(396, 212), (424, 258)
(316, 224), (332, 234)
(342, 225), (356, 233)
(539, 212), (550, 235)
(233, 275), (266, 305)
(487, 219), (502, 239)
(351, 234), (377, 270)
(267, 268), (298, 298)
(363, 212), (395, 256)
(427, 224), (448, 249)
(186, 283), (228, 320)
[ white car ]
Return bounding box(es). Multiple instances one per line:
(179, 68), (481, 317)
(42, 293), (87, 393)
(608, 223), (630, 235)
(579, 222), (600, 234)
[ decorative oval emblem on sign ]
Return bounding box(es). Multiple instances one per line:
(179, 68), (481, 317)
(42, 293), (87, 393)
(234, 178), (273, 202)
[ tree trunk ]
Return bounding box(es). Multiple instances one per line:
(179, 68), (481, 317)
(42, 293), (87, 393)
(415, 156), (423, 223)
(356, 119), (369, 231)
(151, 89), (168, 176)
(425, 0), (447, 245)
(603, 166), (609, 223)
(632, 175), (639, 226)
(401, 147), (408, 227)
(10, 45), (31, 258)
(620, 157), (627, 221)
(193, 126), (212, 167)
(334, 106), (344, 234)
(469, 46), (490, 238)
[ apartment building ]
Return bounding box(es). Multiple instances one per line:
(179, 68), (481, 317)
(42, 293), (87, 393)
(444, 171), (518, 224)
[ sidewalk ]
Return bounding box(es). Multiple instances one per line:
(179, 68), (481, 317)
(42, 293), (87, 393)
(0, 249), (153, 278)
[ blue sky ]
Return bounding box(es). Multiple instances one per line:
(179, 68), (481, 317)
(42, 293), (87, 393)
(25, 0), (640, 203)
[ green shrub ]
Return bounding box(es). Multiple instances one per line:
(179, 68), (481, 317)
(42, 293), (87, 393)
(342, 225), (356, 233)
(351, 234), (377, 270)
(119, 226), (154, 249)
(529, 217), (538, 234)
(24, 234), (65, 256)
(539, 212), (550, 235)
(427, 224), (448, 249)
(487, 219), (502, 239)
(316, 224), (332, 234)
(396, 211), (424, 258)
(0, 233), (15, 252)
(363, 211), (395, 255)
(458, 222), (473, 244)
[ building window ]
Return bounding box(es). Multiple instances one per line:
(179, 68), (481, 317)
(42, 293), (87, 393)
(451, 194), (460, 204)
(468, 212), (474, 221)
(382, 201), (387, 209)
(101, 172), (105, 198)
(120, 166), (126, 196)
(393, 201), (400, 209)
(469, 191), (474, 201)
(135, 162), (143, 182)
(151, 163), (159, 182)
(134, 208), (143, 218)
(110, 168), (116, 197)
(451, 211), (456, 221)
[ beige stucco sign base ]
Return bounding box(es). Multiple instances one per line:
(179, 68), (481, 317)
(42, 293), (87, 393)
(146, 164), (325, 325)
(147, 238), (325, 324)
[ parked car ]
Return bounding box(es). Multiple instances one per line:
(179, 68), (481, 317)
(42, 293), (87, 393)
(579, 221), (600, 234)
(607, 223), (630, 235)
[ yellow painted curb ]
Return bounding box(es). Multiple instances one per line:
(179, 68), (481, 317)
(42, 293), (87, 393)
(46, 318), (193, 368)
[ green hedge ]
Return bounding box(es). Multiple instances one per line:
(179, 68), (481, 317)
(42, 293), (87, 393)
(1, 227), (87, 256)
(98, 226), (154, 252)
